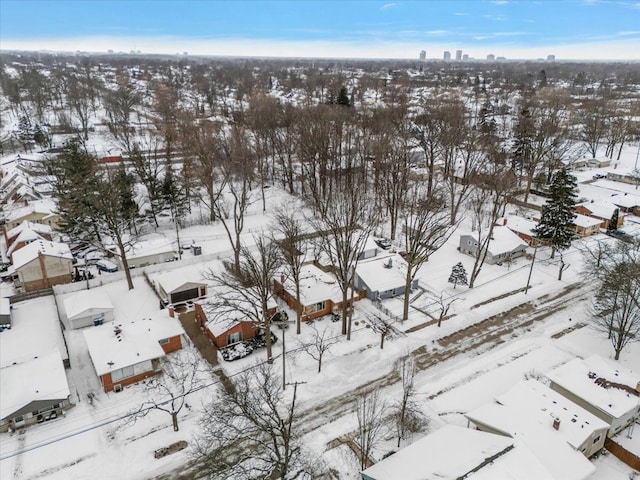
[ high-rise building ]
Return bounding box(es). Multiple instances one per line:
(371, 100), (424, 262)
(443, 51), (451, 61)
(486, 53), (495, 61)
(456, 50), (462, 61)
(547, 54), (556, 62)
(462, 54), (469, 61)
(419, 50), (426, 60)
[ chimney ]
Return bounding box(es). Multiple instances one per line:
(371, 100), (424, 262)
(636, 381), (640, 394)
(280, 274), (285, 284)
(553, 418), (561, 430)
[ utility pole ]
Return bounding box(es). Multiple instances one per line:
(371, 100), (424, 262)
(524, 243), (538, 295)
(272, 312), (295, 390)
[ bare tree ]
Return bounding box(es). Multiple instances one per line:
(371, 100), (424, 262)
(307, 186), (380, 339)
(400, 188), (457, 320)
(192, 363), (315, 480)
(203, 236), (282, 363)
(354, 390), (389, 470)
(301, 324), (338, 373)
(129, 349), (205, 432)
(591, 243), (640, 360)
(392, 356), (427, 447)
(369, 313), (397, 350)
(66, 74), (92, 140)
(272, 207), (309, 335)
(581, 98), (609, 158)
(104, 72), (141, 153)
(431, 291), (460, 328)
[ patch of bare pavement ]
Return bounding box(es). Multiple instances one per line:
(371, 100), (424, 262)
(155, 282), (589, 479)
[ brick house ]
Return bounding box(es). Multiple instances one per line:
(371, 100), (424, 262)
(574, 201), (624, 230)
(12, 240), (73, 292)
(273, 264), (357, 322)
(83, 317), (185, 393)
(195, 294), (277, 349)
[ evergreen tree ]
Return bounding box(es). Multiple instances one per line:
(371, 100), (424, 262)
(608, 208), (619, 232)
(336, 86), (350, 107)
(448, 262), (468, 289)
(532, 167), (577, 258)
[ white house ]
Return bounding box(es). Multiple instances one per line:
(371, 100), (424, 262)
(0, 351), (72, 432)
(361, 424), (554, 480)
(466, 379), (609, 461)
(547, 355), (640, 436)
(355, 253), (415, 301)
(459, 226), (528, 265)
(114, 235), (177, 269)
(153, 266), (208, 305)
(63, 289), (115, 329)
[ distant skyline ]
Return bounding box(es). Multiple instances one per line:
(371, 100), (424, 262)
(1, 0), (640, 60)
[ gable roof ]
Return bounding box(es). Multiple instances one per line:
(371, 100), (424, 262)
(576, 201), (620, 220)
(361, 425), (551, 480)
(4, 199), (57, 223)
(11, 240), (73, 270)
(83, 316), (185, 376)
(276, 263), (350, 306)
(64, 289), (114, 320)
(573, 213), (603, 228)
(6, 220), (53, 242)
(547, 355), (640, 420)
(0, 350), (70, 421)
(466, 380), (604, 480)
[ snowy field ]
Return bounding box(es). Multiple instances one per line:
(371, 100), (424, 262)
(1, 145), (640, 479)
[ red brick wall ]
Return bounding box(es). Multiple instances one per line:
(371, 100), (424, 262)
(209, 322), (257, 349)
(604, 438), (640, 470)
(160, 335), (182, 354)
(101, 367), (160, 393)
(22, 273), (72, 292)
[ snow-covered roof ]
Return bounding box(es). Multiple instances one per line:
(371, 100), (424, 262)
(573, 213), (602, 228)
(123, 236), (175, 260)
(500, 215), (537, 237)
(0, 350), (70, 421)
(0, 297), (9, 316)
(0, 296), (68, 368)
(83, 317), (185, 376)
(576, 201), (620, 219)
(610, 193), (640, 209)
(546, 355), (640, 420)
(11, 240), (72, 270)
(361, 424), (547, 480)
(153, 265), (208, 295)
(277, 263), (350, 306)
(7, 229), (47, 257)
(487, 226), (528, 256)
(64, 289), (114, 320)
(355, 253), (407, 293)
(466, 380), (604, 479)
(6, 220), (53, 241)
(4, 198), (57, 223)
(197, 289), (278, 338)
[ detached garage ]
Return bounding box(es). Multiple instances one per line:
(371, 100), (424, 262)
(64, 290), (114, 329)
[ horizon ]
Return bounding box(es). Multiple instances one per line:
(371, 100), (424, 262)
(1, 0), (640, 61)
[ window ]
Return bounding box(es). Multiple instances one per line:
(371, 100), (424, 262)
(111, 365), (135, 382)
(93, 317), (104, 326)
(159, 338), (170, 345)
(227, 332), (242, 345)
(593, 435), (601, 444)
(313, 301), (326, 312)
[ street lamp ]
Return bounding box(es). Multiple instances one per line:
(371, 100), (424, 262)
(271, 311), (295, 390)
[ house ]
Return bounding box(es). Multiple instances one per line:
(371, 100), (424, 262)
(63, 289), (115, 329)
(12, 240), (73, 292)
(573, 213), (603, 237)
(273, 264), (356, 322)
(586, 157), (611, 168)
(5, 221), (54, 260)
(607, 169), (640, 186)
(459, 226), (528, 265)
(355, 253), (416, 301)
(575, 201), (624, 230)
(83, 317), (185, 392)
(361, 424), (554, 480)
(610, 193), (640, 216)
(497, 215), (538, 245)
(0, 296), (70, 368)
(466, 379), (609, 461)
(0, 297), (10, 326)
(195, 293), (277, 348)
(0, 351), (72, 433)
(115, 235), (177, 269)
(3, 198), (59, 230)
(358, 236), (379, 261)
(547, 355), (640, 436)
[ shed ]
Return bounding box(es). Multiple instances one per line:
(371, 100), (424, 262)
(0, 297), (11, 326)
(155, 270), (207, 305)
(63, 290), (115, 329)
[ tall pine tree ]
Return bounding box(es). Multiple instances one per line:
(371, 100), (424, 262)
(532, 167), (577, 258)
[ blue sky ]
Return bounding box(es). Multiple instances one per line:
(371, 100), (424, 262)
(1, 0), (640, 59)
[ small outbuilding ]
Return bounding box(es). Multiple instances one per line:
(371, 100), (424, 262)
(63, 290), (115, 329)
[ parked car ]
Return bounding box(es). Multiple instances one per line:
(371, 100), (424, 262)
(592, 174), (606, 180)
(96, 259), (118, 273)
(375, 238), (392, 250)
